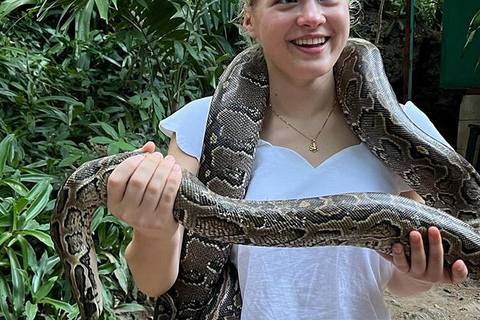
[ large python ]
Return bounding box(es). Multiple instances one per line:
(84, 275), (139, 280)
(50, 39), (480, 320)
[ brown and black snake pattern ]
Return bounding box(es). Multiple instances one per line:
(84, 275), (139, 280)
(50, 39), (480, 320)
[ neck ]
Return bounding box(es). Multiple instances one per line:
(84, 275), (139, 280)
(268, 71), (337, 118)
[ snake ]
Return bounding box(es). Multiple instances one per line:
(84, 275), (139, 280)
(50, 38), (480, 320)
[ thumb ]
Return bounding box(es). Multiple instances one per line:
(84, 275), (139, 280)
(140, 141), (156, 153)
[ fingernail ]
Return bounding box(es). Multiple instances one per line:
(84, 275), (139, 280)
(393, 244), (403, 255)
(152, 152), (163, 159)
(173, 164), (181, 173)
(165, 155), (174, 162)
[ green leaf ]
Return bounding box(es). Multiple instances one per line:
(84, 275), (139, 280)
(185, 43), (200, 61)
(0, 134), (14, 179)
(23, 181), (47, 201)
(0, 88), (18, 98)
(112, 140), (136, 151)
(23, 180), (52, 223)
(0, 272), (14, 320)
(36, 96), (84, 107)
(100, 122), (119, 140)
(20, 230), (54, 249)
(174, 40), (185, 61)
(59, 155), (83, 167)
(25, 301), (38, 320)
(95, 0), (109, 22)
(98, 261), (117, 275)
(114, 302), (147, 314)
(91, 136), (114, 144)
(14, 198), (29, 219)
(0, 216), (10, 228)
(16, 235), (30, 270)
(107, 143), (119, 155)
(0, 232), (12, 248)
(1, 179), (29, 196)
(0, 202), (8, 216)
(7, 248), (25, 315)
(34, 276), (58, 302)
(91, 206), (106, 232)
(102, 252), (128, 294)
(32, 254), (60, 294)
(0, 0), (38, 19)
(102, 226), (119, 249)
(118, 119), (126, 137)
(40, 297), (77, 314)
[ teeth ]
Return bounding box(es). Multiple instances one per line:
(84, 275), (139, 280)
(293, 37), (326, 46)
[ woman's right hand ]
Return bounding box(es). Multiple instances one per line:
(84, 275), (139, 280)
(107, 141), (183, 240)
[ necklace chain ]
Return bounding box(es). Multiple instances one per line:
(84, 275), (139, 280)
(270, 100), (337, 153)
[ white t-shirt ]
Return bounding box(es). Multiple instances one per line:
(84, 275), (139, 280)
(160, 97), (450, 320)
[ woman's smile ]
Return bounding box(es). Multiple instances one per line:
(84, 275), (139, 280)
(290, 35), (330, 54)
(244, 0), (350, 82)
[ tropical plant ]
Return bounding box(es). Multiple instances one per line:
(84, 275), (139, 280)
(0, 0), (244, 318)
(462, 8), (480, 70)
(357, 0), (444, 42)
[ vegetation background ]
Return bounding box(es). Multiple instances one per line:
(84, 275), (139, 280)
(0, 0), (452, 319)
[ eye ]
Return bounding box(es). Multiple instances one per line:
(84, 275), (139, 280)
(277, 0), (297, 4)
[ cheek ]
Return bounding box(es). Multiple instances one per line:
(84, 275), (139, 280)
(327, 7), (351, 36)
(336, 5), (351, 30)
(257, 19), (284, 46)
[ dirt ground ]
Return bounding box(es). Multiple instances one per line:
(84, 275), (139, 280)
(386, 283), (480, 319)
(129, 282), (480, 320)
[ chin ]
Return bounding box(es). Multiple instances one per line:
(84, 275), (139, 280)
(296, 64), (335, 81)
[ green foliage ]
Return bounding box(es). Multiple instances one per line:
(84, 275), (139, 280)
(357, 0), (443, 39)
(416, 0), (443, 27)
(462, 8), (480, 70)
(0, 0), (243, 318)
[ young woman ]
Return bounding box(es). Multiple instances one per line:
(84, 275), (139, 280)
(107, 0), (468, 318)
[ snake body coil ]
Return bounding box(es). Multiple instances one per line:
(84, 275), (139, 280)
(51, 39), (480, 320)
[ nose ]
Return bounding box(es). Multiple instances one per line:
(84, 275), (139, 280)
(297, 0), (326, 27)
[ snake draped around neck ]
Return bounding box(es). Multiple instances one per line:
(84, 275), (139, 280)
(153, 38), (480, 319)
(154, 47), (268, 320)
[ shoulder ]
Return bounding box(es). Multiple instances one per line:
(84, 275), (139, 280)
(160, 97), (212, 135)
(159, 96), (212, 161)
(402, 101), (451, 148)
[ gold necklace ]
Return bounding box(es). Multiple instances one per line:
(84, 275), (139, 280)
(270, 100), (337, 153)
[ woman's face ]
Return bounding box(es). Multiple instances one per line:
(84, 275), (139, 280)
(244, 0), (350, 84)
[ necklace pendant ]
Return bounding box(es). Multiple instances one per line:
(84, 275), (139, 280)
(309, 140), (318, 153)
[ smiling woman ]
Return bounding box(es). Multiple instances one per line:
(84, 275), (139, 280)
(106, 0), (470, 319)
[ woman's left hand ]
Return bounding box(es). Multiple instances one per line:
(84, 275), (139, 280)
(382, 226), (469, 297)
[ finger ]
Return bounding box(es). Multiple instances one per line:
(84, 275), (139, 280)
(107, 154), (145, 207)
(139, 155), (176, 214)
(141, 141), (156, 153)
(155, 163), (182, 214)
(409, 230), (427, 274)
(391, 243), (410, 273)
(134, 141), (156, 153)
(377, 251), (393, 262)
(123, 152), (164, 208)
(426, 227), (444, 281)
(449, 260), (468, 284)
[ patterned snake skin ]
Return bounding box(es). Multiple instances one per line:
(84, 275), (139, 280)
(50, 39), (480, 320)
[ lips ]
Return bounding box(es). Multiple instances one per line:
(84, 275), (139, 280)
(292, 37), (328, 47)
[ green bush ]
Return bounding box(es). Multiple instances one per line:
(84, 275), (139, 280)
(0, 0), (243, 318)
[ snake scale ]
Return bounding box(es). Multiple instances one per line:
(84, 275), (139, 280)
(51, 39), (480, 320)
